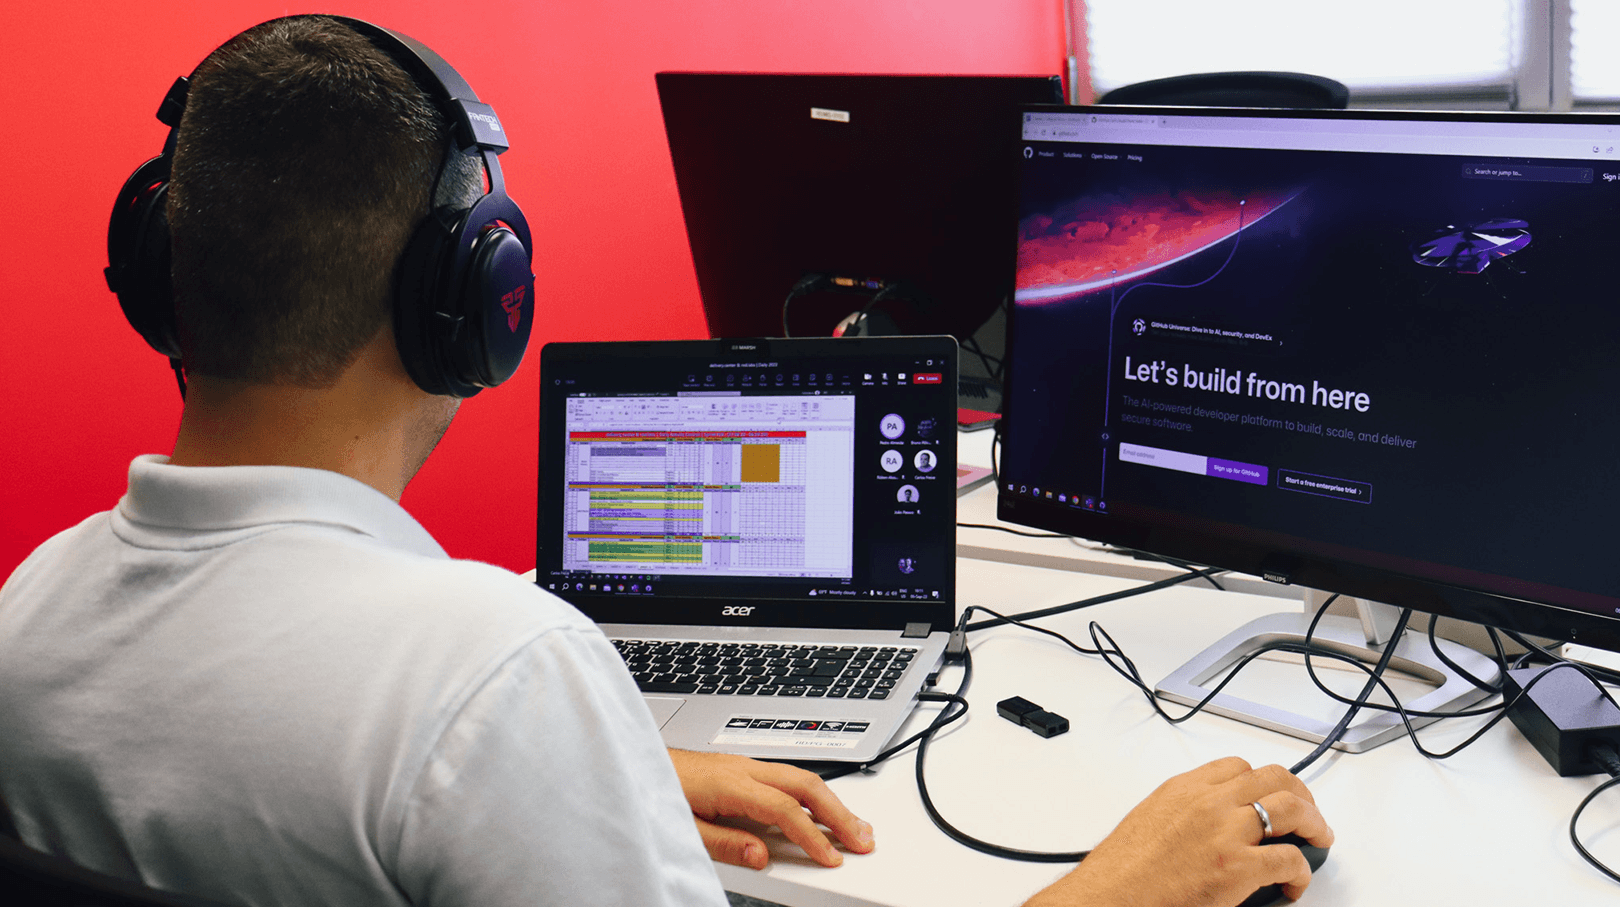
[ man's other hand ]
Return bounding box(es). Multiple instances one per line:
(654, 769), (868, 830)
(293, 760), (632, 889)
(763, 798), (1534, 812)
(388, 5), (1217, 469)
(667, 748), (876, 870)
(1026, 756), (1335, 907)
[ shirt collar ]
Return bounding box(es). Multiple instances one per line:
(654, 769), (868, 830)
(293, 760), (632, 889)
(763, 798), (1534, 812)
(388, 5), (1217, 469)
(114, 454), (447, 558)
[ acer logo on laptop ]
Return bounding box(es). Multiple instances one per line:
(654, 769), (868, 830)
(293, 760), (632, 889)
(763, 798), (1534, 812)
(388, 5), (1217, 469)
(721, 605), (755, 617)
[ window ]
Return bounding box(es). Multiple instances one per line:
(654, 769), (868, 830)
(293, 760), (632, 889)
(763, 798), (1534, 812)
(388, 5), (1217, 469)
(1075, 0), (1620, 111)
(1571, 0), (1620, 102)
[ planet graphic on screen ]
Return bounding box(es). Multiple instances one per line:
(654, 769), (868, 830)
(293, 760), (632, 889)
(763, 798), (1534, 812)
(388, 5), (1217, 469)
(1014, 188), (1299, 303)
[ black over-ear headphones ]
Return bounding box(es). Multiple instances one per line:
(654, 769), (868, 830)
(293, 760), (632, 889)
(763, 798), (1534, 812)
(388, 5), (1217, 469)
(105, 15), (535, 398)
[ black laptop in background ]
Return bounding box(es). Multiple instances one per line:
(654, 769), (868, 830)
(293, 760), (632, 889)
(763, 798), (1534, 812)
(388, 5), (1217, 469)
(537, 336), (958, 762)
(656, 72), (1064, 355)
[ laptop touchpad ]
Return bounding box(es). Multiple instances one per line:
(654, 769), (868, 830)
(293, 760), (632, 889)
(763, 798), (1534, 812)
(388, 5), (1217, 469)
(644, 696), (685, 729)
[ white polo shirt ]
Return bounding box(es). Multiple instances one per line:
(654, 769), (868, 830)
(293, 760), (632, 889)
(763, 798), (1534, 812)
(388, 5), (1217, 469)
(0, 455), (726, 907)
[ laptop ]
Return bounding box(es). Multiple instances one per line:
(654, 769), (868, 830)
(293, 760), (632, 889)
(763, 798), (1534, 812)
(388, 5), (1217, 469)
(656, 72), (1062, 341)
(537, 336), (958, 762)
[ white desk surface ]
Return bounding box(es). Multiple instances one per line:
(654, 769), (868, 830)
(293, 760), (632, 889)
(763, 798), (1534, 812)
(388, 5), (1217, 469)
(715, 436), (1620, 906)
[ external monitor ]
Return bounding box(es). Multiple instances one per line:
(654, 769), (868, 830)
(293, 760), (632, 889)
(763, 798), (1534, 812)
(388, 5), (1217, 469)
(657, 72), (1063, 343)
(997, 104), (1620, 749)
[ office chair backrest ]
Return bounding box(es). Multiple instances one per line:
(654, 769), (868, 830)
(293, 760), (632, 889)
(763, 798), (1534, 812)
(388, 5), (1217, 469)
(0, 831), (234, 907)
(1095, 71), (1350, 109)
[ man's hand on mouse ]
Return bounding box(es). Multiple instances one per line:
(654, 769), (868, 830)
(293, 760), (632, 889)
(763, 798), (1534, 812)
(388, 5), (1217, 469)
(667, 748), (876, 869)
(1023, 756), (1335, 907)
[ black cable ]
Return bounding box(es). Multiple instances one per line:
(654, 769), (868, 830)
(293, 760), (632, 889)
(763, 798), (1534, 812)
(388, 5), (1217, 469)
(971, 599), (1408, 748)
(1297, 633), (1507, 721)
(1294, 651), (1615, 762)
(780, 273), (826, 337)
(967, 605), (1108, 658)
(1503, 630), (1620, 686)
(905, 590), (1620, 868)
(988, 419), (1001, 483)
(818, 613), (978, 782)
(1491, 630), (1620, 710)
(843, 282), (902, 334)
(905, 599), (1398, 862)
(983, 594), (1504, 766)
(958, 334), (1004, 382)
(1426, 619), (1508, 694)
(964, 565), (1226, 633)
(959, 292), (1012, 384)
(912, 648), (1090, 863)
(822, 609), (1093, 861)
(1572, 742), (1620, 884)
(1084, 603), (1554, 765)
(990, 293), (1012, 382)
(815, 687), (964, 781)
(1109, 548), (1228, 591)
(1183, 564), (1225, 592)
(956, 522), (1068, 539)
(817, 686), (972, 781)
(935, 578), (1620, 883)
(1084, 619), (1381, 731)
(973, 594), (1619, 771)
(1287, 607), (1412, 774)
(1296, 611), (1511, 720)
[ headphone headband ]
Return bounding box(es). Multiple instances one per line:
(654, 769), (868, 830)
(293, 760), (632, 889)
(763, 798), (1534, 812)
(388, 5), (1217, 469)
(335, 18), (511, 155)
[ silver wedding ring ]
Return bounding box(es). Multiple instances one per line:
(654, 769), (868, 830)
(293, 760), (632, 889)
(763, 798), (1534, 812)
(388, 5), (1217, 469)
(1251, 800), (1274, 838)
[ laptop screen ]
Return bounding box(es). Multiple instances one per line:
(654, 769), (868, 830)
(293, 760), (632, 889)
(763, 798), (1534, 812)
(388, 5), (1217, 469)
(537, 337), (958, 632)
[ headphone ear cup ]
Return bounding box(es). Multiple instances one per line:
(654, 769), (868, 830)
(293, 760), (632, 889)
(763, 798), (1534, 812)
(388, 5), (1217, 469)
(458, 219), (534, 388)
(394, 193), (534, 398)
(393, 212), (456, 395)
(106, 156), (182, 359)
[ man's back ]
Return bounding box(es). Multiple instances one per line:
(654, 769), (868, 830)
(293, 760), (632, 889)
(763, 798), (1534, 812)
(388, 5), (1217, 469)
(0, 456), (724, 907)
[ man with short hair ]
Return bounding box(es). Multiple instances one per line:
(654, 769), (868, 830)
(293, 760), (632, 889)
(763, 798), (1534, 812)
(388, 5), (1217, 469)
(0, 16), (1331, 907)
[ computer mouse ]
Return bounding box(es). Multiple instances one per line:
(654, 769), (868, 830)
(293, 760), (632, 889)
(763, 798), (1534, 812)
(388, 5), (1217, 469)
(1236, 833), (1330, 907)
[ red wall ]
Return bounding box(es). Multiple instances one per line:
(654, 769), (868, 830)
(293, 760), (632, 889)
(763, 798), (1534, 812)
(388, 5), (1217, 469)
(0, 1), (1071, 579)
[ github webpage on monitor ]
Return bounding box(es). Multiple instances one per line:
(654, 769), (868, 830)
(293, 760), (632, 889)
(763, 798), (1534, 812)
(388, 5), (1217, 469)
(999, 108), (1620, 627)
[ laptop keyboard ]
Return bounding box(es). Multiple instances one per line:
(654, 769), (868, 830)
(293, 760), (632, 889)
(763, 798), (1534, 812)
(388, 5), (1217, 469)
(611, 639), (919, 700)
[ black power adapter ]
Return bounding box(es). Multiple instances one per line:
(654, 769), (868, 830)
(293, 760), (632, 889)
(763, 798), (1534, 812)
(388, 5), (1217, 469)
(1503, 666), (1620, 776)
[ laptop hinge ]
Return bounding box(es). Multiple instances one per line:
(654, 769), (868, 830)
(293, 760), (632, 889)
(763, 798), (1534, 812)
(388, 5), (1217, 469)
(902, 622), (932, 639)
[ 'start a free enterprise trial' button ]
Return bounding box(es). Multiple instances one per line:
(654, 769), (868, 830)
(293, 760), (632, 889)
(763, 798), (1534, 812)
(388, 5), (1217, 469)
(1277, 469), (1373, 503)
(1118, 442), (1268, 486)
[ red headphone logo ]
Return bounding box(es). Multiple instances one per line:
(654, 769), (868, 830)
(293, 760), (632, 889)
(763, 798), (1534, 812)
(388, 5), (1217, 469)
(500, 286), (527, 332)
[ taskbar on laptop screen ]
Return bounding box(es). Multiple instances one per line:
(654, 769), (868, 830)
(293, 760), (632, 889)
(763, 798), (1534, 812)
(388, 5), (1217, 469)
(538, 339), (958, 613)
(998, 105), (1620, 648)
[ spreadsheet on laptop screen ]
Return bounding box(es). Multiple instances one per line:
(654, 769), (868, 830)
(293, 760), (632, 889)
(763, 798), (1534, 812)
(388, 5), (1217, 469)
(537, 337), (959, 625)
(561, 394), (856, 579)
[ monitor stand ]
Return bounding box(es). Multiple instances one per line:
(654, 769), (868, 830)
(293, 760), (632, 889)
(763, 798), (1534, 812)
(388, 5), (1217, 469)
(1154, 592), (1501, 753)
